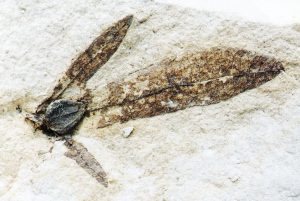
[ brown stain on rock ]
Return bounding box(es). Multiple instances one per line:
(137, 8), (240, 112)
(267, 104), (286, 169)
(97, 47), (284, 128)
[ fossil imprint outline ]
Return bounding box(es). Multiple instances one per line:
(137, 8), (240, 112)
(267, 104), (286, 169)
(25, 15), (284, 187)
(26, 15), (134, 187)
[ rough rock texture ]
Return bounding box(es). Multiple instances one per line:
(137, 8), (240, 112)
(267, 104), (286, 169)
(0, 0), (300, 201)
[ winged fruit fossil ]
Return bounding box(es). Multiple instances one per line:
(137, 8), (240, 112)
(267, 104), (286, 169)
(26, 15), (133, 187)
(27, 15), (133, 136)
(25, 14), (284, 187)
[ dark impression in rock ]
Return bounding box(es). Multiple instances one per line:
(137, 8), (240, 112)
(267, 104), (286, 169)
(43, 99), (86, 135)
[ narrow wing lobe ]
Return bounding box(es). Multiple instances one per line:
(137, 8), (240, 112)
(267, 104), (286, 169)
(64, 139), (108, 187)
(36, 15), (133, 113)
(66, 15), (133, 83)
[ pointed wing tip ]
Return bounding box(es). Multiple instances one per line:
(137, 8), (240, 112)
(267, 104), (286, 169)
(125, 14), (134, 19)
(123, 14), (134, 25)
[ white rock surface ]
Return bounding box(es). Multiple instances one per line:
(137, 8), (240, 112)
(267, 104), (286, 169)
(156, 0), (300, 25)
(0, 0), (300, 201)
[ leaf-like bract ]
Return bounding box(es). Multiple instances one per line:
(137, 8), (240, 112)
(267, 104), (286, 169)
(37, 15), (133, 113)
(97, 47), (284, 128)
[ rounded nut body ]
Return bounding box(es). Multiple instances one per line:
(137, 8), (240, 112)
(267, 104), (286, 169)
(44, 99), (86, 135)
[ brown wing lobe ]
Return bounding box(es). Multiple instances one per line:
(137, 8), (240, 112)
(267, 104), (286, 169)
(36, 15), (133, 113)
(97, 47), (284, 128)
(66, 15), (133, 84)
(64, 139), (108, 187)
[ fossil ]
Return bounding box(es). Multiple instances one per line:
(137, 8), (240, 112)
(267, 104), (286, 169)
(36, 15), (133, 114)
(44, 99), (86, 135)
(95, 47), (284, 128)
(64, 138), (108, 187)
(25, 15), (133, 187)
(24, 14), (284, 187)
(27, 15), (133, 135)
